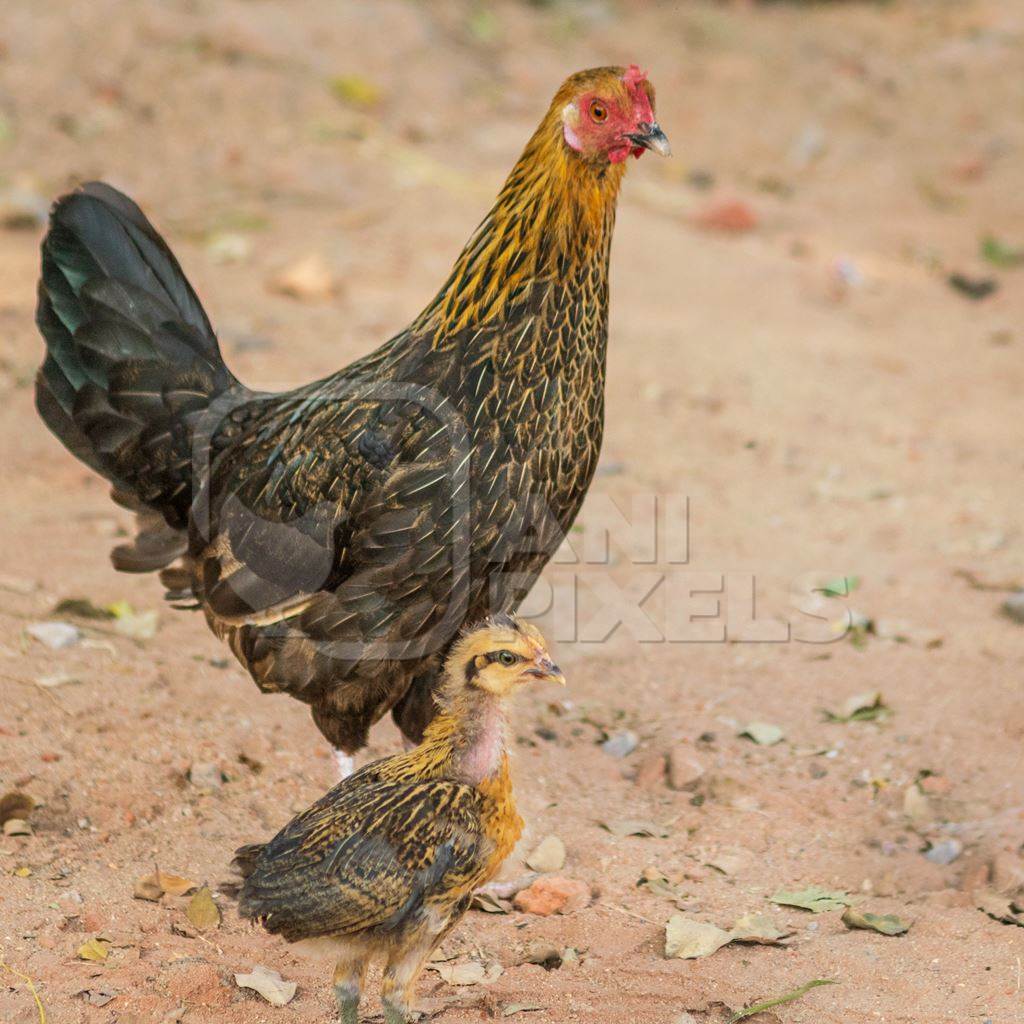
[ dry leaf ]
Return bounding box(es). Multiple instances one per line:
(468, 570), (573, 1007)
(470, 891), (511, 913)
(976, 888), (1024, 926)
(824, 692), (891, 723)
(36, 672), (80, 688)
(133, 875), (163, 902)
(158, 870), (199, 896)
(52, 597), (113, 619)
(433, 960), (487, 985)
(841, 907), (910, 935)
(186, 886), (221, 930)
(107, 601), (158, 640)
(728, 913), (791, 944)
(328, 74), (381, 108)
(600, 819), (670, 838)
(739, 722), (784, 746)
(665, 915), (732, 959)
(525, 835), (565, 872)
(771, 886), (851, 913)
(26, 620), (81, 648)
(637, 866), (689, 907)
(134, 868), (197, 901)
(74, 986), (117, 1007)
(234, 965), (297, 1006)
(77, 937), (110, 962)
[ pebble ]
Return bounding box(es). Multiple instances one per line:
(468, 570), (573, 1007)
(525, 835), (566, 873)
(26, 621), (82, 649)
(187, 762), (224, 790)
(601, 730), (638, 758)
(1001, 591), (1024, 624)
(667, 748), (704, 791)
(513, 877), (590, 916)
(268, 254), (336, 302)
(924, 839), (963, 865)
(516, 940), (562, 968)
(694, 197), (758, 233)
(633, 752), (666, 789)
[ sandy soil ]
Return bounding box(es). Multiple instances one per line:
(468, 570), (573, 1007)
(1, 2), (1023, 1022)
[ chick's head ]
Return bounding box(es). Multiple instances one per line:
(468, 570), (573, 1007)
(447, 615), (564, 697)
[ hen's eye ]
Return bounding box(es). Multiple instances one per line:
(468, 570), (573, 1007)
(497, 651), (517, 667)
(590, 101), (608, 124)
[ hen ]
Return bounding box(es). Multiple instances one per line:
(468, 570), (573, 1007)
(34, 65), (668, 769)
(235, 616), (562, 1024)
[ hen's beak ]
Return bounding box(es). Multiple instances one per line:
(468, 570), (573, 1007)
(525, 655), (566, 687)
(628, 121), (672, 157)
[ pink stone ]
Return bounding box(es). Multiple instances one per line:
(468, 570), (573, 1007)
(513, 877), (590, 916)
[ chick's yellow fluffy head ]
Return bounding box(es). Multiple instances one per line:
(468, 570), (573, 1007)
(446, 615), (564, 697)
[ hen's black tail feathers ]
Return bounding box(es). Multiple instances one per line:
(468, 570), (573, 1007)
(35, 182), (239, 534)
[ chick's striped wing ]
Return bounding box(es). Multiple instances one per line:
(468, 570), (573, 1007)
(238, 777), (486, 942)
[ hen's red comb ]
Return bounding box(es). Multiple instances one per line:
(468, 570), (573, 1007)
(623, 64), (648, 90)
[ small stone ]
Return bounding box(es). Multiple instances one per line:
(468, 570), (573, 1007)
(26, 621), (81, 649)
(919, 774), (953, 796)
(903, 785), (932, 825)
(924, 839), (963, 865)
(513, 877), (590, 916)
(601, 730), (638, 758)
(1001, 591), (1024, 624)
(187, 762), (224, 790)
(667, 748), (704, 791)
(958, 854), (992, 893)
(633, 753), (666, 789)
(516, 940), (562, 969)
(694, 197), (758, 233)
(268, 254), (336, 302)
(525, 835), (566, 873)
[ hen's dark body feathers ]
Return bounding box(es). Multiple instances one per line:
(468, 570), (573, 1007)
(35, 68), (633, 752)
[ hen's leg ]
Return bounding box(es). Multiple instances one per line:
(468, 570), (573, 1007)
(333, 749), (355, 780)
(333, 952), (368, 1024)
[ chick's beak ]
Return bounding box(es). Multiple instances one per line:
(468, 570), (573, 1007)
(627, 121), (672, 157)
(525, 655), (566, 687)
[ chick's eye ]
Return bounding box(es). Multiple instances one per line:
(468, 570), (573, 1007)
(497, 651), (517, 667)
(590, 101), (608, 124)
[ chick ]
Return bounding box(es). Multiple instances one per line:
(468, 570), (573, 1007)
(236, 616), (563, 1023)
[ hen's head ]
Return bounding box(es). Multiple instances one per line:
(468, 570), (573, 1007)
(447, 615), (564, 698)
(557, 65), (670, 165)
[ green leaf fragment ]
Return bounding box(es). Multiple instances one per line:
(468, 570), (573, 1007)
(727, 978), (838, 1023)
(841, 907), (910, 935)
(770, 886), (852, 913)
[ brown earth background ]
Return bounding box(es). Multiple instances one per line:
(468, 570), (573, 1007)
(1, 2), (1023, 1022)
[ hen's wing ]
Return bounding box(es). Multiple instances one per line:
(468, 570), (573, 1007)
(237, 773), (486, 941)
(192, 349), (535, 712)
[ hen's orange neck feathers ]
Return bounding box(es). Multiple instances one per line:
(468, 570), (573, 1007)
(414, 71), (630, 341)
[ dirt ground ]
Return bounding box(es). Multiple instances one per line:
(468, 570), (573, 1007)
(1, 2), (1023, 1022)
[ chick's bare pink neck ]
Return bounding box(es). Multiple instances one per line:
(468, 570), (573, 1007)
(453, 694), (509, 785)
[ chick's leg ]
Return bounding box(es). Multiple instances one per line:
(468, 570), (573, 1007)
(381, 909), (466, 1023)
(380, 932), (442, 1024)
(332, 952), (367, 1024)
